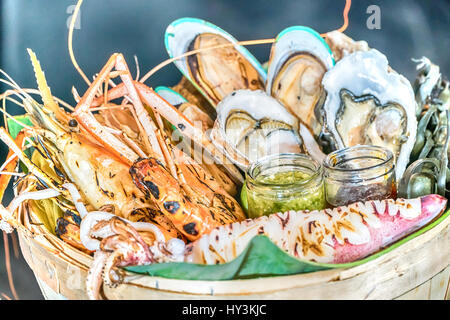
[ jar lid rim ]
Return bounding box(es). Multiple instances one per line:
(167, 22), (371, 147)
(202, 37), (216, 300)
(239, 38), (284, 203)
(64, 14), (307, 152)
(323, 145), (394, 173)
(246, 153), (323, 189)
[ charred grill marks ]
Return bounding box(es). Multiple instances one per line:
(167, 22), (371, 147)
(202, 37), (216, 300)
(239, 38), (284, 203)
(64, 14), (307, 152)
(142, 178), (160, 200)
(183, 222), (199, 236)
(163, 201), (181, 214)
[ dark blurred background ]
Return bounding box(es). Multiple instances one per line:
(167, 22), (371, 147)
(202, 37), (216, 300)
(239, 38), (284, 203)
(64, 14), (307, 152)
(0, 0), (448, 300)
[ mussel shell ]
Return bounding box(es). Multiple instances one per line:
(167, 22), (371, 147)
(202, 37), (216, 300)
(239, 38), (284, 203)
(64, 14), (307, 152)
(171, 77), (217, 119)
(186, 33), (265, 106)
(165, 18), (267, 107)
(270, 52), (327, 135)
(266, 26), (334, 135)
(155, 86), (213, 132)
(155, 86), (187, 108)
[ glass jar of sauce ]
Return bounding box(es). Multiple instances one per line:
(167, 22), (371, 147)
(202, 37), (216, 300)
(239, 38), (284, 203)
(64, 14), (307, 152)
(323, 145), (396, 207)
(245, 153), (326, 218)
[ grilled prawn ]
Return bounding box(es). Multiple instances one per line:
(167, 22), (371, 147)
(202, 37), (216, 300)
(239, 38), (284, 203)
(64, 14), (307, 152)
(23, 92), (180, 234)
(130, 157), (245, 241)
(69, 53), (246, 240)
(1, 51), (246, 247)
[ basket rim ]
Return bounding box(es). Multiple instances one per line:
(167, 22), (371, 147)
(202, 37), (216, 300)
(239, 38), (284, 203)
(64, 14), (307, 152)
(17, 203), (450, 297)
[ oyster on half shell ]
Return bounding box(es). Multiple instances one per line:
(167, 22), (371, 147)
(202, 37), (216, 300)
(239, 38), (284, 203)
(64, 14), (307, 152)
(321, 49), (417, 179)
(165, 18), (266, 107)
(210, 89), (325, 170)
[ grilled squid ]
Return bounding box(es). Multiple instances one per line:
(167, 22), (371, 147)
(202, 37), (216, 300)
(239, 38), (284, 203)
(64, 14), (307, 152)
(149, 194), (446, 264)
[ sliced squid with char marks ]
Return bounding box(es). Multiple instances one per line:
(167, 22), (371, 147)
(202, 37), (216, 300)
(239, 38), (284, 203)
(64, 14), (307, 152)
(148, 194), (446, 264)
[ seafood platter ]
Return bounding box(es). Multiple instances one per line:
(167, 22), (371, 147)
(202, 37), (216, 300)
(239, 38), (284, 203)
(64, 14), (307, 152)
(0, 2), (449, 300)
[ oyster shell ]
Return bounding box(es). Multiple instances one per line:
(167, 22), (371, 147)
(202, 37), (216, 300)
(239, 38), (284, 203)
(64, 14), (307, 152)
(324, 31), (369, 62)
(321, 49), (417, 179)
(266, 26), (334, 136)
(210, 89), (325, 169)
(165, 18), (266, 107)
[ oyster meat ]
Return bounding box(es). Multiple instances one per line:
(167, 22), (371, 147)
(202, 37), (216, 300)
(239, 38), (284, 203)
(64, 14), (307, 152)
(210, 89), (325, 169)
(165, 18), (266, 107)
(321, 49), (417, 179)
(266, 26), (334, 136)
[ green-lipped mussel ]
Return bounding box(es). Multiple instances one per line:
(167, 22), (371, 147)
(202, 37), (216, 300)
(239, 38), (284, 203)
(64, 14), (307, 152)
(165, 18), (267, 108)
(266, 26), (334, 137)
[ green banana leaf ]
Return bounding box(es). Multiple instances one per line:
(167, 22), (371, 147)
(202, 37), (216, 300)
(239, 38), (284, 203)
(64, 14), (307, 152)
(6, 115), (33, 140)
(7, 115), (34, 171)
(6, 115), (64, 233)
(126, 235), (331, 280)
(125, 207), (450, 280)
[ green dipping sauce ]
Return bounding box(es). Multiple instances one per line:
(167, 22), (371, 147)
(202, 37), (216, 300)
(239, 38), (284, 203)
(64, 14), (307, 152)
(259, 171), (310, 184)
(246, 170), (326, 218)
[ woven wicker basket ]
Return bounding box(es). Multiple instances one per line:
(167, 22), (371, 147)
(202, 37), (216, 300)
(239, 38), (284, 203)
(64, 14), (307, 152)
(15, 201), (450, 300)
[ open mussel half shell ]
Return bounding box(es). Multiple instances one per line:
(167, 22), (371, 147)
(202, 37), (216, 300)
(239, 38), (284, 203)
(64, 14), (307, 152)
(155, 86), (213, 132)
(165, 18), (266, 107)
(321, 49), (417, 179)
(155, 86), (188, 107)
(210, 89), (325, 170)
(266, 26), (334, 137)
